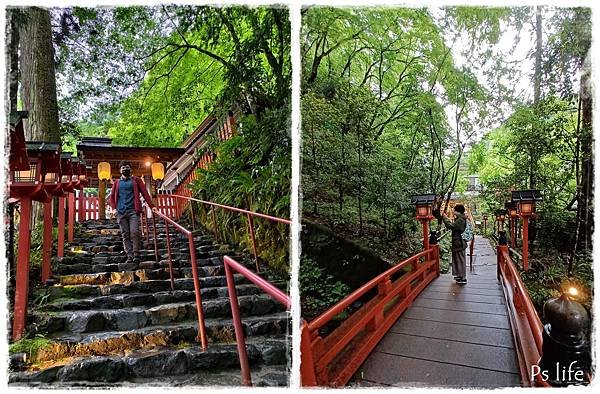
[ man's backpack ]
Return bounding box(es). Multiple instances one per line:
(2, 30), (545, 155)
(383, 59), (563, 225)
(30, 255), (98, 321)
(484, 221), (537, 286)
(461, 220), (474, 242)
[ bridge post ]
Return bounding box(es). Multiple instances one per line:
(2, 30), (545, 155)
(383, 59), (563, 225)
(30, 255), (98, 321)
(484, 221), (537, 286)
(497, 232), (507, 282)
(300, 321), (318, 386)
(537, 293), (591, 386)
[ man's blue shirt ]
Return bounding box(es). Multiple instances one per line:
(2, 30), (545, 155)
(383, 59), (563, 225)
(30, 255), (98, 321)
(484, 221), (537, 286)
(117, 177), (135, 214)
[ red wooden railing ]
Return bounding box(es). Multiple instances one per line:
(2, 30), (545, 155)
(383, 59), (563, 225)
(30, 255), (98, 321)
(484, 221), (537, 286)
(223, 255), (290, 386)
(145, 205), (209, 350)
(300, 245), (440, 386)
(165, 194), (291, 273)
(496, 244), (549, 387)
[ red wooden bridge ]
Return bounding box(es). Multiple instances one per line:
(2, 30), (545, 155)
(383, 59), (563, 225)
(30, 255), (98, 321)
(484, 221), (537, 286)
(301, 235), (548, 388)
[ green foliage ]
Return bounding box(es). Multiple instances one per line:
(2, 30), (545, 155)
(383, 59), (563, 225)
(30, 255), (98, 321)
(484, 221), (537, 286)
(189, 107), (291, 275)
(299, 256), (350, 318)
(9, 336), (54, 361)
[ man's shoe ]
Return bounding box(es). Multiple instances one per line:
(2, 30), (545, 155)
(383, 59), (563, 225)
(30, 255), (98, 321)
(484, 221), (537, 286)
(457, 277), (467, 285)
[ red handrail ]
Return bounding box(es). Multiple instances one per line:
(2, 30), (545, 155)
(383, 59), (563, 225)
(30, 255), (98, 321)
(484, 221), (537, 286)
(149, 207), (209, 350)
(166, 194), (291, 272)
(223, 255), (290, 386)
(301, 245), (440, 386)
(496, 244), (549, 387)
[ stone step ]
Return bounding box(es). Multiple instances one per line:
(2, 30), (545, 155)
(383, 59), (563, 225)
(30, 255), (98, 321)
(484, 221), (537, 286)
(42, 284), (262, 312)
(9, 337), (289, 385)
(35, 295), (286, 334)
(46, 276), (253, 301)
(37, 316), (289, 363)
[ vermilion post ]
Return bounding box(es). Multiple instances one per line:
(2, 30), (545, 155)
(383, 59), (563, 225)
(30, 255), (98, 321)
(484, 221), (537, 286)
(41, 201), (53, 283)
(211, 206), (220, 242)
(164, 220), (175, 290)
(300, 321), (318, 386)
(13, 197), (32, 341)
(510, 218), (516, 249)
(68, 192), (75, 242)
(469, 237), (475, 271)
(522, 217), (529, 271)
(224, 259), (252, 386)
(188, 232), (208, 349)
(189, 200), (196, 232)
(421, 219), (430, 251)
(247, 214), (260, 272)
(151, 210), (159, 264)
(78, 190), (85, 222)
(57, 196), (65, 257)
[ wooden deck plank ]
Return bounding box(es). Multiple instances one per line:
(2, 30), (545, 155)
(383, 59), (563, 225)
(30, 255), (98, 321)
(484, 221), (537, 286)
(390, 318), (514, 348)
(411, 297), (508, 315)
(353, 237), (520, 387)
(354, 352), (520, 388)
(374, 332), (518, 373)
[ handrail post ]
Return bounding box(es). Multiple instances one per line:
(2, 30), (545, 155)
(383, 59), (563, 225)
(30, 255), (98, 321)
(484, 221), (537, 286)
(522, 217), (530, 271)
(164, 220), (175, 290)
(246, 213), (260, 273)
(300, 321), (318, 386)
(188, 232), (208, 350)
(151, 209), (159, 264)
(224, 260), (252, 386)
(211, 205), (220, 242)
(190, 200), (196, 232)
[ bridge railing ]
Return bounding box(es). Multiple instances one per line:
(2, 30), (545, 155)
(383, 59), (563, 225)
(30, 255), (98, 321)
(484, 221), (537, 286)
(496, 244), (549, 387)
(223, 255), (290, 386)
(301, 245), (440, 387)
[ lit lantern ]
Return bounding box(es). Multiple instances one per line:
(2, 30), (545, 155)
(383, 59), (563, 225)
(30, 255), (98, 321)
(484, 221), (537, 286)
(12, 161), (40, 184)
(495, 209), (507, 223)
(97, 162), (111, 181)
(151, 162), (165, 181)
(411, 194), (436, 250)
(512, 189), (543, 218)
(70, 157), (80, 183)
(511, 190), (543, 271)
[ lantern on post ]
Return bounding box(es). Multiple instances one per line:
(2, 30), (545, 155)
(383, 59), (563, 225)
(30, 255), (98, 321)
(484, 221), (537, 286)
(512, 190), (543, 271)
(495, 209), (508, 245)
(97, 162), (111, 220)
(411, 194), (436, 250)
(9, 141), (61, 341)
(151, 162), (165, 186)
(505, 201), (518, 249)
(482, 214), (489, 235)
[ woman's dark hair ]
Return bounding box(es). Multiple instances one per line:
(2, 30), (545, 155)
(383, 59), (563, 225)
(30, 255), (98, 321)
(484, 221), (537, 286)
(454, 204), (465, 214)
(119, 160), (131, 168)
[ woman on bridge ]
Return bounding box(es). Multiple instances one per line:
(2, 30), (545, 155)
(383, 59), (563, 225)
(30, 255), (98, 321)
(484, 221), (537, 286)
(435, 204), (468, 284)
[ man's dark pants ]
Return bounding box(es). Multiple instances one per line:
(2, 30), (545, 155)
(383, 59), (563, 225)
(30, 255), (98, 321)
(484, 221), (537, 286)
(117, 210), (141, 259)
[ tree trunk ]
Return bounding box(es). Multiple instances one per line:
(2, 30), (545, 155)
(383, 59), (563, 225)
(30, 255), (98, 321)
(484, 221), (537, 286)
(534, 6), (543, 108)
(19, 7), (60, 142)
(5, 9), (20, 117)
(577, 50), (593, 251)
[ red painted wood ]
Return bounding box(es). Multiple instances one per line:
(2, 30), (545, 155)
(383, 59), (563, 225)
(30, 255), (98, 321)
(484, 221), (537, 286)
(12, 197), (32, 341)
(67, 192), (75, 242)
(497, 245), (546, 386)
(41, 201), (53, 283)
(57, 196), (65, 257)
(301, 247), (440, 387)
(522, 217), (529, 271)
(223, 255), (291, 386)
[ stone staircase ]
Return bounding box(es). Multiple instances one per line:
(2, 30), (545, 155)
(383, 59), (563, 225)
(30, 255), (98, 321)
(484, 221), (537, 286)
(9, 219), (290, 387)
